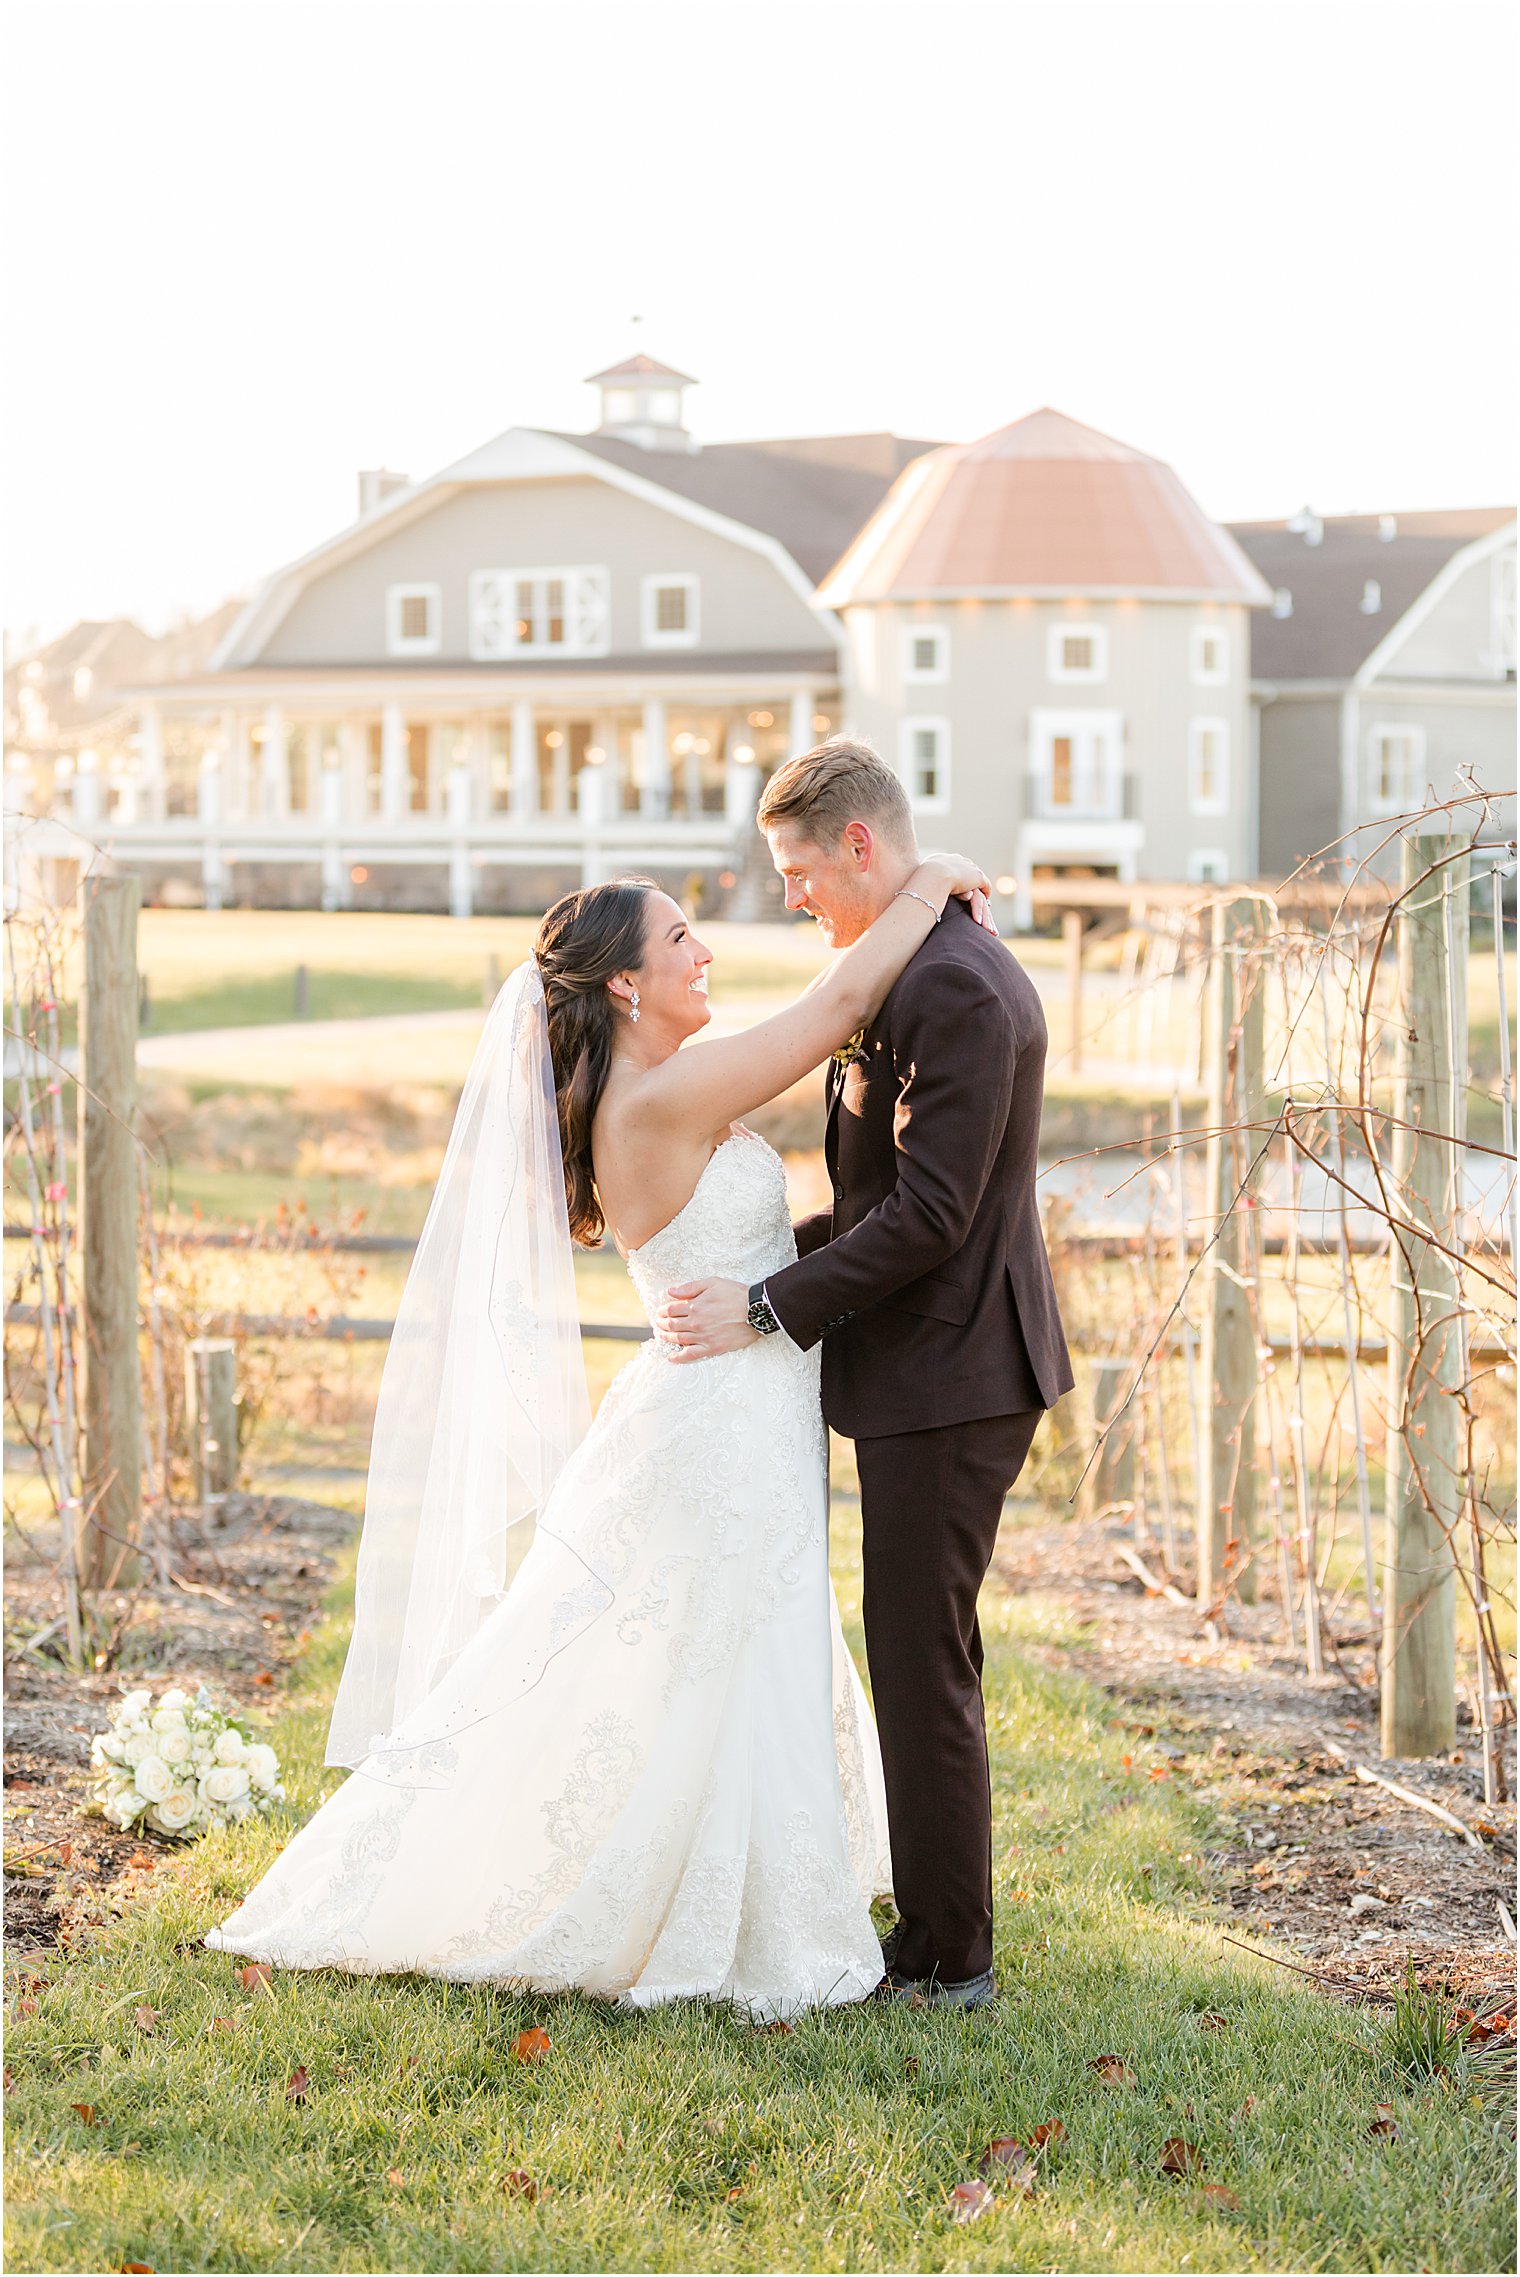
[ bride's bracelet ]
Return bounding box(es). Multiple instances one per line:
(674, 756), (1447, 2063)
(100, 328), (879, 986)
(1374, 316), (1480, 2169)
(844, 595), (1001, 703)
(895, 887), (941, 923)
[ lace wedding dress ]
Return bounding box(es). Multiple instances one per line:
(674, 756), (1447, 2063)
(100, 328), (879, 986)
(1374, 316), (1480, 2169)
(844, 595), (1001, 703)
(206, 1130), (892, 2020)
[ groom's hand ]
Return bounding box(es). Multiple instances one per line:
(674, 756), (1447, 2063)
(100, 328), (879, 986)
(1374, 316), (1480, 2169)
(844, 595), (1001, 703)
(656, 1278), (756, 1362)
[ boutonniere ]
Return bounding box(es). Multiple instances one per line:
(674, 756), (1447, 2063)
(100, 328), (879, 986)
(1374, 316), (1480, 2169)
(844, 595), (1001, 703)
(832, 1027), (868, 1071)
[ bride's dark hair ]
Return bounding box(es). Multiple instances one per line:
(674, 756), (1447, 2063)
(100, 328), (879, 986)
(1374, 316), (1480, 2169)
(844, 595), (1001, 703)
(535, 878), (657, 1246)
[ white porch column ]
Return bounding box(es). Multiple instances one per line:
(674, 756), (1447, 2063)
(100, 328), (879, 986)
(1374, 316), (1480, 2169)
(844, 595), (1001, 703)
(462, 716), (490, 818)
(339, 719), (366, 820)
(509, 699), (537, 818)
(224, 711), (252, 821)
(197, 751), (225, 911)
(72, 749), (103, 830)
(578, 762), (608, 889)
(788, 689), (814, 759)
(320, 762), (345, 912)
(261, 704), (289, 820)
(137, 701), (166, 823)
(380, 701), (408, 823)
(725, 746), (761, 832)
(641, 697), (670, 817)
(446, 761), (474, 919)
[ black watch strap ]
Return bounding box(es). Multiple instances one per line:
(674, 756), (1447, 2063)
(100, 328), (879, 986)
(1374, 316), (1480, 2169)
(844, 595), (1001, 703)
(746, 1282), (783, 1337)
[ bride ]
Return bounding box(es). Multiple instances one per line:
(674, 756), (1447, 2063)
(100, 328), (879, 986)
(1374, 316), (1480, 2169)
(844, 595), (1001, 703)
(206, 851), (990, 2019)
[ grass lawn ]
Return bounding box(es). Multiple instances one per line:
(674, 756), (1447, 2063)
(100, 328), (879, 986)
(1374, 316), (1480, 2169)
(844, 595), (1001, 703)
(4, 1508), (1511, 2275)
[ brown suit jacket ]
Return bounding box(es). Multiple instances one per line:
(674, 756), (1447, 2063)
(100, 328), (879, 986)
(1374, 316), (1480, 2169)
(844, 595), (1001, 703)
(764, 899), (1074, 1439)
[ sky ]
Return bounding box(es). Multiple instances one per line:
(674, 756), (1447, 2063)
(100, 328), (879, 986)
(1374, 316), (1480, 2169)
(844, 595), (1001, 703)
(2, 0), (1515, 643)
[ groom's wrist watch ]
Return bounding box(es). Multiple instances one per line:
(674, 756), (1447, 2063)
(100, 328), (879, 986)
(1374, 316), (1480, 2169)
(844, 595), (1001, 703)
(747, 1282), (783, 1337)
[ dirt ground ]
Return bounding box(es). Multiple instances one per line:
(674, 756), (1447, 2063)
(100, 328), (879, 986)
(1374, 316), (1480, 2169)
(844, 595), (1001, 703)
(5, 1495), (1516, 2020)
(994, 1513), (1517, 2010)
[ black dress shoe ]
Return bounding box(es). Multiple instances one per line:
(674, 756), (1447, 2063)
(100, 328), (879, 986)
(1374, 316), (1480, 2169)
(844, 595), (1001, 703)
(879, 1968), (998, 2010)
(878, 1920), (904, 1975)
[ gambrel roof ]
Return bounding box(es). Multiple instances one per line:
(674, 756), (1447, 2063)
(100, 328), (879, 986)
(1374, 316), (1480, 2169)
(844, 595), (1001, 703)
(816, 409), (1272, 606)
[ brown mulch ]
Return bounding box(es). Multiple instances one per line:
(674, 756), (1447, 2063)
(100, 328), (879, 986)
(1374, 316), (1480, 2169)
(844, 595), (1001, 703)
(993, 1508), (1517, 2011)
(3, 1492), (354, 1955)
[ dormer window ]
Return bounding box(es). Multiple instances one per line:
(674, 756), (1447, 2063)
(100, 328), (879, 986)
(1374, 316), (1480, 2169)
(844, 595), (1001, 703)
(1191, 626), (1228, 684)
(642, 574), (699, 649)
(902, 625), (949, 683)
(1048, 624), (1108, 683)
(469, 567), (610, 659)
(387, 583), (441, 657)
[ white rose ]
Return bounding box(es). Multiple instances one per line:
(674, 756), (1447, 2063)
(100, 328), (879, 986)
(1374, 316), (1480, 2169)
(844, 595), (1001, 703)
(213, 1728), (246, 1764)
(205, 1764), (250, 1804)
(151, 1790), (197, 1833)
(133, 1754), (174, 1803)
(91, 1735), (123, 1767)
(103, 1790), (142, 1827)
(122, 1732), (152, 1766)
(157, 1728), (192, 1766)
(243, 1744), (281, 1790)
(191, 1735), (215, 1764)
(119, 1689), (151, 1719)
(152, 1705), (188, 1734)
(159, 1687), (189, 1711)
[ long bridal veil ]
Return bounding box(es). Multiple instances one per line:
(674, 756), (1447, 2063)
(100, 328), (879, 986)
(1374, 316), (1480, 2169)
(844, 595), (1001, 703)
(325, 962), (594, 1781)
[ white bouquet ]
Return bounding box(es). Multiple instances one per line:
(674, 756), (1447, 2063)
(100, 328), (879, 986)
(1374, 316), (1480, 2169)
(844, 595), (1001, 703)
(89, 1684), (286, 1840)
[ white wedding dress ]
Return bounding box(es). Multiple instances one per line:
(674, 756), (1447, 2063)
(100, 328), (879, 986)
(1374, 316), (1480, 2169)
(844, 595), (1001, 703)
(206, 1130), (892, 2020)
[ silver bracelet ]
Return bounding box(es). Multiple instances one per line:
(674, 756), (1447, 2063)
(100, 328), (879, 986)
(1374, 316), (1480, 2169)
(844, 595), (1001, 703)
(895, 887), (941, 923)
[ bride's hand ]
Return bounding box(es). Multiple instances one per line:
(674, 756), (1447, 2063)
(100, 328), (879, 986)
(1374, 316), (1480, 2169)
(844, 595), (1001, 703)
(917, 851), (999, 934)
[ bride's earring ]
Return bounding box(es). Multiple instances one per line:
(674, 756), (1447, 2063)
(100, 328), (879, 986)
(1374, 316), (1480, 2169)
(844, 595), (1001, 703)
(629, 987), (641, 1025)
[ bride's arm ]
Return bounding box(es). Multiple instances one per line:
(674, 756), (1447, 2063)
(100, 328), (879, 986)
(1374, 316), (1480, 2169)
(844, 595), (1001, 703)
(629, 853), (989, 1138)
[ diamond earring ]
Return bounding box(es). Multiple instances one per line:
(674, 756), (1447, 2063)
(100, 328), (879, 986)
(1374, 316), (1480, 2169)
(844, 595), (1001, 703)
(629, 987), (641, 1025)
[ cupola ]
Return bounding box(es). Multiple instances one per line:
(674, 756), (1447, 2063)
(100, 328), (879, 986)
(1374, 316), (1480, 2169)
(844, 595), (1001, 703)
(585, 355), (698, 453)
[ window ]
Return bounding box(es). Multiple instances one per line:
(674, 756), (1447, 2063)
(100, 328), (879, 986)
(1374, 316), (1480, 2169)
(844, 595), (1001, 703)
(602, 390), (637, 424)
(1048, 623), (1108, 683)
(1189, 719), (1230, 816)
(641, 574), (700, 649)
(386, 583), (441, 657)
(1191, 625), (1228, 684)
(1492, 550), (1517, 677)
(648, 390), (681, 425)
(1361, 579), (1382, 615)
(902, 625), (949, 684)
(900, 717), (950, 812)
(1368, 725), (1426, 810)
(1271, 588), (1293, 618)
(1188, 850), (1229, 884)
(469, 567), (610, 659)
(1030, 710), (1123, 818)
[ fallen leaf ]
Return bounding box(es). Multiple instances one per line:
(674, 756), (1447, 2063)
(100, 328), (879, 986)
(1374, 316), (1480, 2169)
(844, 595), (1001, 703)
(133, 2006), (159, 2033)
(1367, 2104), (1399, 2140)
(1201, 2183), (1240, 2211)
(126, 1852), (155, 1871)
(71, 2102), (98, 2125)
(903, 2054), (920, 2081)
(237, 1963), (274, 1998)
(949, 2178), (994, 2223)
(1029, 2119), (1066, 2152)
(1160, 2137), (1203, 2177)
(2, 2068), (13, 2091)
(121, 2263), (155, 2272)
(1089, 2053), (1136, 2088)
(253, 1671), (276, 1688)
(208, 2015), (237, 2036)
(512, 2027), (551, 2063)
(14, 1998), (37, 2017)
(1235, 2094), (1258, 2121)
(503, 2168), (538, 2201)
(979, 2136), (1034, 2191)
(724, 2186), (744, 2203)
(385, 2169), (405, 2188)
(285, 2065), (310, 2102)
(764, 2018), (794, 2036)
(1197, 2012), (1230, 2031)
(55, 1842), (73, 1866)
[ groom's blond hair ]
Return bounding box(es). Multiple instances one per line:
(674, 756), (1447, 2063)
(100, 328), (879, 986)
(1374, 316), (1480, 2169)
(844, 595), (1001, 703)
(757, 737), (917, 855)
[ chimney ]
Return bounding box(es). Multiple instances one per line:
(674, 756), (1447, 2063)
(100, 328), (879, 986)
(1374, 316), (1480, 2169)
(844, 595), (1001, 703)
(358, 469), (410, 517)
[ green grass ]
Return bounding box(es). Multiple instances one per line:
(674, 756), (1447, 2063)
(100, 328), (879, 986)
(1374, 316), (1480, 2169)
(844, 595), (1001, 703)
(5, 1512), (1512, 2275)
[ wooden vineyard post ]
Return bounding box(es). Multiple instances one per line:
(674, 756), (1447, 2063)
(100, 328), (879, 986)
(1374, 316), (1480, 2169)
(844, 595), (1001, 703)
(1063, 909), (1084, 1070)
(77, 872), (143, 1589)
(1084, 1355), (1137, 1520)
(1381, 832), (1466, 1758)
(186, 1338), (239, 1517)
(1197, 895), (1267, 1608)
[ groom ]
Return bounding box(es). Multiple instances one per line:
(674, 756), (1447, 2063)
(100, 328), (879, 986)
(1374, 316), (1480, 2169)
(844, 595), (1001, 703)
(659, 739), (1073, 2006)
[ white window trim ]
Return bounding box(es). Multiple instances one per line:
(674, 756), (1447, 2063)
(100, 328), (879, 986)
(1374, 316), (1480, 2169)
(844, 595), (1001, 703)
(640, 573), (700, 649)
(900, 715), (951, 814)
(1188, 717), (1231, 817)
(468, 566), (611, 660)
(1191, 623), (1228, 685)
(1366, 722), (1427, 813)
(1029, 708), (1125, 820)
(901, 623), (950, 685)
(1047, 622), (1109, 684)
(1187, 848), (1230, 884)
(386, 582), (442, 658)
